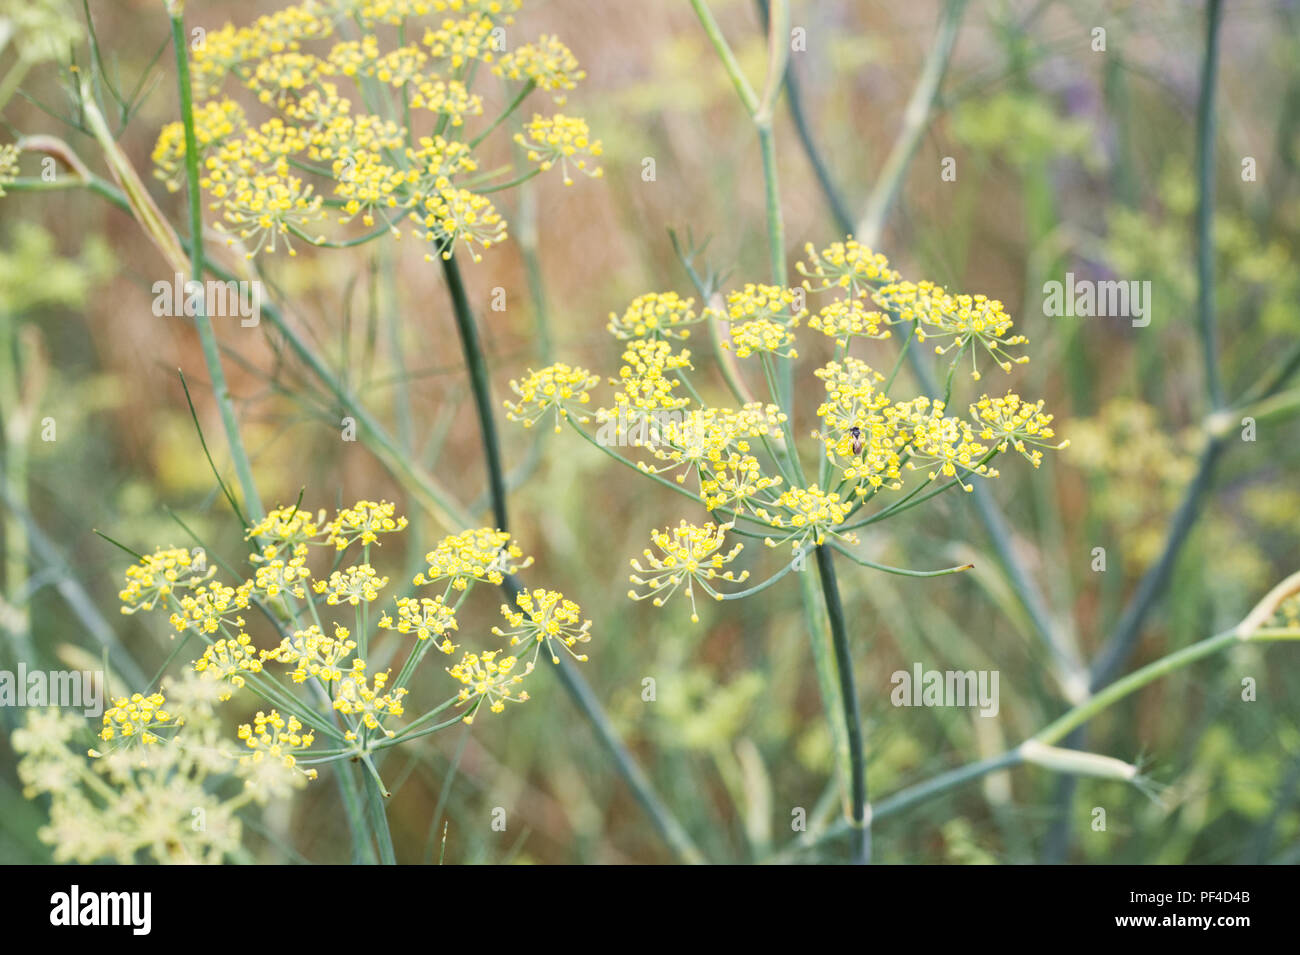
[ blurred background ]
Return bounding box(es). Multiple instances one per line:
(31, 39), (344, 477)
(1, 0), (1298, 863)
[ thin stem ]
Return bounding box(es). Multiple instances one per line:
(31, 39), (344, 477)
(168, 12), (264, 523)
(687, 0), (759, 116)
(829, 541), (972, 579)
(1088, 439), (1225, 689)
(501, 572), (706, 864)
(362, 760), (397, 864)
(854, 0), (969, 245)
(814, 544), (869, 864)
(468, 79), (536, 149)
(756, 0), (854, 231)
(716, 557), (796, 600)
(793, 612), (1300, 855)
(441, 253), (509, 531)
(1195, 0), (1225, 410)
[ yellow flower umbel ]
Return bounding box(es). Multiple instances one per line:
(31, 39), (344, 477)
(246, 505), (327, 563)
(808, 298), (890, 347)
(193, 633), (263, 700)
(514, 113), (604, 185)
(153, 0), (600, 262)
(249, 552), (312, 600)
(797, 238), (900, 296)
(326, 499), (408, 550)
(379, 595), (460, 653)
(263, 623), (357, 684)
(971, 393), (1070, 467)
(416, 186), (507, 262)
(168, 581), (252, 635)
(333, 662), (408, 739)
(496, 35), (585, 103)
(446, 650), (532, 723)
(119, 547), (215, 614)
(503, 363), (600, 432)
(414, 527), (533, 590)
(629, 521), (749, 622)
(237, 710), (318, 784)
(502, 239), (1064, 624)
(493, 588), (592, 664)
(891, 397), (997, 490)
(313, 564), (390, 605)
(16, 675), (271, 863)
(608, 339), (694, 415)
(608, 291), (703, 341)
(95, 692), (179, 750)
(723, 318), (798, 359)
(873, 282), (1028, 381)
(716, 283), (807, 358)
(813, 358), (903, 493)
(71, 494), (595, 857)
(755, 486), (857, 550)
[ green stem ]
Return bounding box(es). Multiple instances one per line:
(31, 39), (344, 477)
(814, 543), (868, 863)
(335, 761), (377, 864)
(362, 760), (397, 864)
(1195, 0), (1225, 411)
(854, 0), (968, 245)
(469, 79), (536, 150)
(688, 0), (759, 115)
(441, 253), (509, 531)
(794, 616), (1300, 855)
(168, 12), (264, 523)
(829, 541), (972, 578)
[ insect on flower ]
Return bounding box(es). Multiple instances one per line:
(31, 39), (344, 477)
(849, 425), (865, 456)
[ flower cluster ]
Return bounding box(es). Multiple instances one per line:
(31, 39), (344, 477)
(608, 292), (703, 341)
(94, 496), (594, 835)
(492, 588), (592, 664)
(504, 236), (1066, 624)
(153, 0), (600, 261)
(14, 676), (263, 863)
(628, 521), (749, 622)
(504, 363), (600, 431)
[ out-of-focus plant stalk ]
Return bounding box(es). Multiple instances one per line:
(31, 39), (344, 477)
(0, 311), (38, 668)
(1196, 0), (1225, 411)
(855, 0), (969, 247)
(166, 11), (263, 524)
(785, 570), (1300, 857)
(1048, 0), (1229, 863)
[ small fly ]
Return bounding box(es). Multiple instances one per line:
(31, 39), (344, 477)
(848, 426), (865, 455)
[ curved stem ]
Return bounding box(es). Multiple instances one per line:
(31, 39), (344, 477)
(829, 541), (972, 579)
(790, 615), (1300, 857)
